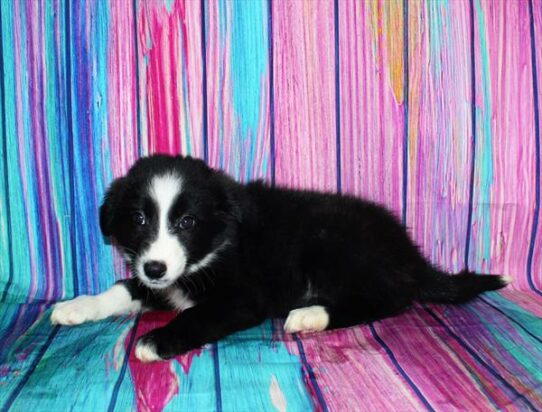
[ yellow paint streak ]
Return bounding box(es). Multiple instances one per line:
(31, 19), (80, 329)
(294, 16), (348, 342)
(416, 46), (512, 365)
(383, 0), (404, 103)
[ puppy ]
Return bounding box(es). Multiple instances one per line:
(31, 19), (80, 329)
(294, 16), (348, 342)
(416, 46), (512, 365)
(51, 155), (508, 362)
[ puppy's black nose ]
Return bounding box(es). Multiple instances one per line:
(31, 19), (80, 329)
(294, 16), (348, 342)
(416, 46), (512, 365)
(144, 261), (167, 280)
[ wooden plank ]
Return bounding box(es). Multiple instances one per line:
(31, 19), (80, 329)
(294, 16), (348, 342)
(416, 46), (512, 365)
(136, 0), (204, 158)
(206, 0), (270, 181)
(469, 0), (538, 289)
(273, 0), (337, 191)
(406, 0), (472, 272)
(338, 0), (405, 214)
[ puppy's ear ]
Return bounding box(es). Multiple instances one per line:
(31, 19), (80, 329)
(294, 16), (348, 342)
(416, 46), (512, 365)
(181, 155), (213, 176)
(215, 175), (245, 223)
(99, 177), (128, 238)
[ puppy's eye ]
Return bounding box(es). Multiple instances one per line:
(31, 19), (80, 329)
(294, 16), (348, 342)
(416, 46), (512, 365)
(132, 212), (146, 226)
(178, 215), (196, 230)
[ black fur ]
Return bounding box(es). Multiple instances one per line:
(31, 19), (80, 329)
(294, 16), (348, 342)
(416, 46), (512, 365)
(102, 154), (507, 359)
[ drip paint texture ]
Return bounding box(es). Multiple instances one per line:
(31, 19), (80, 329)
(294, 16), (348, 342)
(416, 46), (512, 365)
(0, 0), (541, 411)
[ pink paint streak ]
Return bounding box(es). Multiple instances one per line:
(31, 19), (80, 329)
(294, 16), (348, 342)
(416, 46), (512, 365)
(137, 0), (204, 157)
(339, 1), (405, 215)
(273, 0), (337, 191)
(480, 0), (537, 289)
(126, 311), (203, 412)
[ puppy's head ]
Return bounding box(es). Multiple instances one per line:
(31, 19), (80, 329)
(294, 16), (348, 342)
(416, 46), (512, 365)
(100, 155), (241, 289)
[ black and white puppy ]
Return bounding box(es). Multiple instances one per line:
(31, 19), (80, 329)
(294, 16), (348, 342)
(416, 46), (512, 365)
(51, 155), (508, 362)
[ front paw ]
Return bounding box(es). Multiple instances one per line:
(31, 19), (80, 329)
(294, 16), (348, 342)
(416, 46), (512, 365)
(51, 296), (100, 325)
(135, 329), (185, 362)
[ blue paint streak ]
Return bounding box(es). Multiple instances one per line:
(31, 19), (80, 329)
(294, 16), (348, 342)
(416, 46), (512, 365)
(268, 0), (275, 186)
(334, 0), (341, 193)
(69, 0), (114, 295)
(107, 315), (140, 412)
(0, 325), (59, 412)
(464, 0), (476, 269)
(201, 0), (209, 163)
(369, 323), (435, 412)
(293, 332), (328, 411)
(402, 0), (409, 225)
(65, 0), (78, 297)
(18, 0), (42, 300)
(133, 0), (142, 158)
(212, 343), (223, 412)
(423, 306), (537, 410)
(527, 0), (542, 295)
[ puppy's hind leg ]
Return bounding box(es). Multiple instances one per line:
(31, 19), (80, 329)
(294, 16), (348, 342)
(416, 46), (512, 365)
(283, 298), (412, 333)
(51, 280), (142, 326)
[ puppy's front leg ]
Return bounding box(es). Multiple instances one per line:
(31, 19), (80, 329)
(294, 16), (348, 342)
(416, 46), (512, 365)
(135, 302), (264, 362)
(51, 279), (142, 325)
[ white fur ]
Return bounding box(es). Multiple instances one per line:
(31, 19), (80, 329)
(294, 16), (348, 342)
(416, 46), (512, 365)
(501, 276), (513, 285)
(135, 340), (162, 362)
(164, 287), (195, 312)
(51, 284), (141, 325)
(187, 251), (218, 274)
(186, 240), (230, 274)
(139, 174), (188, 288)
(284, 305), (329, 333)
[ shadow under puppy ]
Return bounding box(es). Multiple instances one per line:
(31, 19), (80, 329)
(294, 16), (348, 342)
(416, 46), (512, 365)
(51, 155), (509, 362)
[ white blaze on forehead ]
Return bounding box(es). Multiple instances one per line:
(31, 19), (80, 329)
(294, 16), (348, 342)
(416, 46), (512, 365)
(139, 173), (188, 287)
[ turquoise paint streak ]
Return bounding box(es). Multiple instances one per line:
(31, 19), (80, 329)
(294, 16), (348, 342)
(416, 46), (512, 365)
(181, 66), (192, 155)
(162, 322), (311, 411)
(163, 352), (218, 411)
(164, 0), (174, 15)
(180, 37), (193, 156)
(3, 0), (37, 301)
(486, 293), (542, 340)
(427, 1), (444, 81)
(8, 314), (134, 411)
(217, 0), (227, 172)
(219, 322), (313, 411)
(90, 0), (114, 291)
(427, 0), (446, 266)
(474, 0), (493, 270)
(0, 304), (43, 361)
(467, 296), (542, 384)
(44, 0), (74, 299)
(230, 0), (268, 181)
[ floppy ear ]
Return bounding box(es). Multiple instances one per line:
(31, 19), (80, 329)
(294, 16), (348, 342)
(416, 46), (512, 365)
(181, 155), (213, 177)
(99, 177), (128, 238)
(214, 174), (246, 224)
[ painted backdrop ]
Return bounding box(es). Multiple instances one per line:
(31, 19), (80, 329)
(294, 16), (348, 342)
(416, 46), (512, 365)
(1, 0), (540, 302)
(1, 1), (542, 411)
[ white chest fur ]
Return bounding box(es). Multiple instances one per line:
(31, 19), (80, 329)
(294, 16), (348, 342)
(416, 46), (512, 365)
(164, 287), (195, 312)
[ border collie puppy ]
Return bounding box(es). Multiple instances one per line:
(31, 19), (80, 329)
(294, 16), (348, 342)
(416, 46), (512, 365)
(51, 155), (508, 362)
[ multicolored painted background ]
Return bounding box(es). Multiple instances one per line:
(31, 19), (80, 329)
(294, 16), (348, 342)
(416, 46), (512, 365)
(1, 0), (542, 411)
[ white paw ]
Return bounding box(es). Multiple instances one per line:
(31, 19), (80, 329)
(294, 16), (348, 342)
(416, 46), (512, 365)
(135, 340), (162, 362)
(284, 305), (329, 333)
(50, 295), (100, 325)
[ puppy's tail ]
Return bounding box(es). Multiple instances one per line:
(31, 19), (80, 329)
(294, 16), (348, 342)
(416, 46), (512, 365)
(418, 269), (510, 304)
